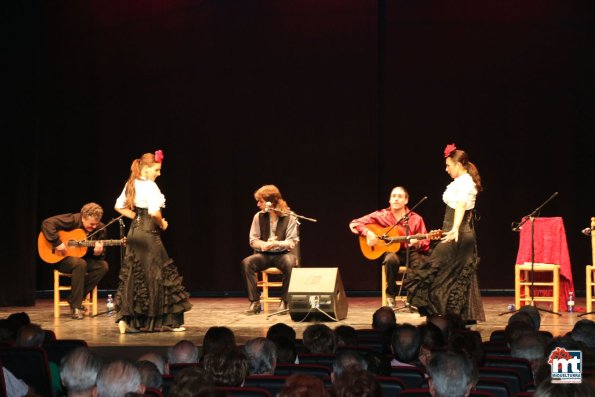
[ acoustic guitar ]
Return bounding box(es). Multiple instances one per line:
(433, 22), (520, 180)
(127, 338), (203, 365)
(359, 224), (443, 260)
(38, 228), (125, 264)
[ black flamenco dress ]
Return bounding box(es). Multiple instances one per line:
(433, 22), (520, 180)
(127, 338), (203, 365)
(115, 208), (192, 331)
(410, 206), (485, 322)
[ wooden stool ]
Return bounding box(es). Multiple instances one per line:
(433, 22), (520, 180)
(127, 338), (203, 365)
(257, 267), (283, 312)
(586, 266), (595, 313)
(381, 264), (407, 306)
(54, 270), (98, 318)
(515, 263), (560, 312)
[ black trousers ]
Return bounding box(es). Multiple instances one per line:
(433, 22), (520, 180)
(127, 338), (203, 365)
(383, 250), (422, 298)
(241, 252), (297, 302)
(56, 256), (109, 309)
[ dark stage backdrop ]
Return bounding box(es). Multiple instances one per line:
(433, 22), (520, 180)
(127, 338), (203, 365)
(3, 0), (593, 306)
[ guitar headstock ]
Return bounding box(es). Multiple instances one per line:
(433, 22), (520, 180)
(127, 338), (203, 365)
(427, 229), (444, 240)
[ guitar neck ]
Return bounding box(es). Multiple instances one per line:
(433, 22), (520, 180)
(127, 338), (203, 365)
(383, 232), (433, 243)
(68, 240), (123, 247)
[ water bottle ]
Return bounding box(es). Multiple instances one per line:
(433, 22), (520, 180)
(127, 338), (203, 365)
(567, 291), (575, 313)
(106, 294), (115, 316)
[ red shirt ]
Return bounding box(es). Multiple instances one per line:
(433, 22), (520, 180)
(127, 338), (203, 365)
(349, 207), (430, 253)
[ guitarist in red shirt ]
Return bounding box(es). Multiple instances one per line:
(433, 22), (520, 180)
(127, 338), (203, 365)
(349, 186), (431, 309)
(40, 202), (109, 319)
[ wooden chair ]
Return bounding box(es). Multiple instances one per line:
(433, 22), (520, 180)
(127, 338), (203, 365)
(257, 235), (301, 312)
(54, 269), (98, 318)
(585, 217), (595, 312)
(514, 263), (560, 313)
(257, 268), (284, 312)
(381, 265), (407, 306)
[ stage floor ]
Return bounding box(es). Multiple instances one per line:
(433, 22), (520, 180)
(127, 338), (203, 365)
(0, 296), (588, 348)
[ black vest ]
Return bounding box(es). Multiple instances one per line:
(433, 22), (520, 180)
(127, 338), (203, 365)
(258, 212), (290, 241)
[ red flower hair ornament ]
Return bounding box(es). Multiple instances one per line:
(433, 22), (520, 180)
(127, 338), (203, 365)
(155, 149), (164, 163)
(444, 143), (457, 158)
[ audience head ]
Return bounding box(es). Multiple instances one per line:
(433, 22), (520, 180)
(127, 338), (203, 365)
(569, 319), (595, 349)
(202, 326), (237, 356)
(168, 366), (215, 397)
(243, 337), (277, 375)
(302, 324), (336, 354)
(363, 350), (391, 376)
(202, 347), (249, 387)
(278, 374), (331, 397)
(533, 377), (595, 397)
(427, 351), (476, 397)
(168, 339), (200, 364)
(334, 325), (358, 347)
(510, 330), (547, 375)
(504, 320), (534, 346)
(333, 367), (382, 397)
(372, 306), (397, 334)
(427, 314), (450, 343)
(15, 323), (45, 348)
(137, 352), (167, 375)
(60, 346), (103, 396)
(391, 323), (422, 365)
(271, 335), (298, 364)
(332, 349), (367, 381)
(447, 330), (485, 369)
(135, 360), (162, 390)
(508, 311), (535, 328)
(267, 323), (297, 344)
(519, 305), (541, 330)
(95, 359), (144, 397)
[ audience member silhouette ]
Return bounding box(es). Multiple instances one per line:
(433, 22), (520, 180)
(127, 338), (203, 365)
(569, 319), (595, 349)
(518, 305), (541, 330)
(202, 326), (237, 357)
(427, 314), (450, 344)
(333, 367), (382, 397)
(16, 323), (62, 396)
(363, 350), (391, 376)
(60, 346), (103, 397)
(244, 337), (277, 375)
(510, 330), (548, 377)
(95, 359), (144, 397)
(331, 349), (367, 382)
(334, 325), (358, 347)
(417, 322), (446, 370)
(137, 351), (168, 375)
(302, 324), (336, 354)
(266, 323), (297, 344)
(390, 323), (422, 367)
(533, 377), (595, 397)
(447, 330), (485, 369)
(426, 351), (477, 397)
(278, 373), (331, 397)
(271, 335), (298, 364)
(168, 339), (200, 364)
(135, 360), (162, 390)
(168, 366), (215, 397)
(202, 348), (249, 387)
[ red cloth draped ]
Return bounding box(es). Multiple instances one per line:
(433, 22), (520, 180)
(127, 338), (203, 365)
(515, 217), (574, 311)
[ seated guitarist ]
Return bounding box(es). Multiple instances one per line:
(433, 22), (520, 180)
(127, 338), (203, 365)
(40, 202), (109, 319)
(349, 186), (430, 308)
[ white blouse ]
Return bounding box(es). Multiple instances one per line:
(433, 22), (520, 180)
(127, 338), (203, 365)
(442, 173), (477, 210)
(115, 178), (166, 215)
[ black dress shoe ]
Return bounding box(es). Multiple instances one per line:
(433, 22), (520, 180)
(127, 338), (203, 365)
(71, 307), (84, 320)
(245, 301), (261, 315)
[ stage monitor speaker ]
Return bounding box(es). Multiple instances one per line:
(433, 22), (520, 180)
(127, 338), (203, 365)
(287, 267), (348, 322)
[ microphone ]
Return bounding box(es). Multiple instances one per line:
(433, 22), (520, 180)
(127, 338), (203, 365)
(582, 227), (593, 236)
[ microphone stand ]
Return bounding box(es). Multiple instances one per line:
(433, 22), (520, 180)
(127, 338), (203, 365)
(91, 215), (127, 318)
(266, 207), (316, 319)
(579, 218), (595, 317)
(499, 192), (560, 316)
